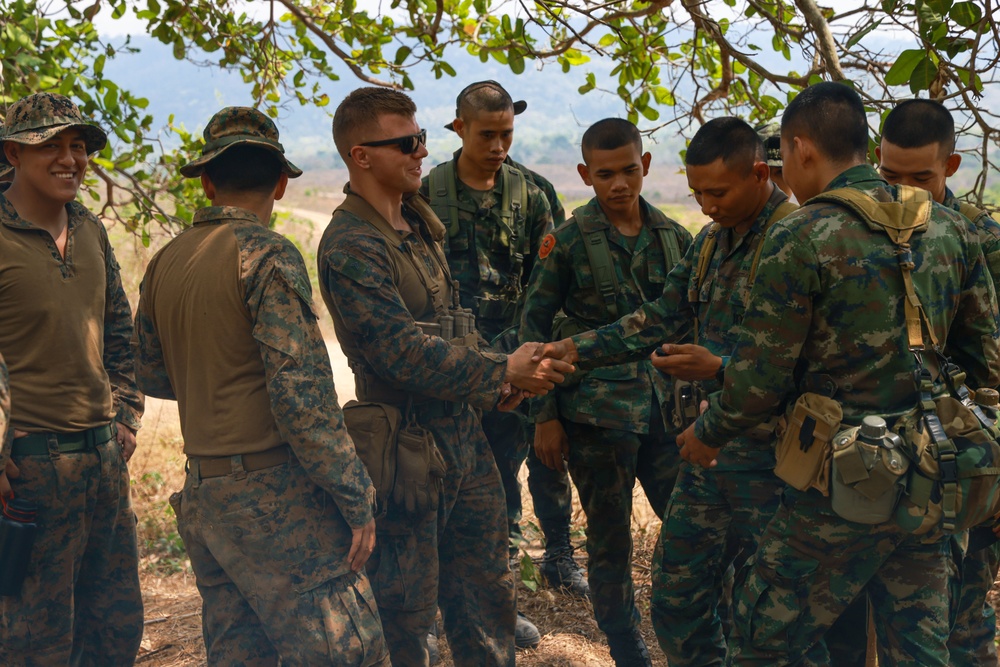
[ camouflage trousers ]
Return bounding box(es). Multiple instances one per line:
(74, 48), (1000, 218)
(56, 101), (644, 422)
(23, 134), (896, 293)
(650, 464), (782, 667)
(946, 538), (999, 667)
(173, 453), (390, 667)
(562, 417), (679, 635)
(0, 436), (143, 667)
(728, 487), (952, 667)
(369, 407), (515, 667)
(480, 410), (573, 555)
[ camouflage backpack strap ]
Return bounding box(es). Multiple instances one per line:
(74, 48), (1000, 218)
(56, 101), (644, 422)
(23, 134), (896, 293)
(746, 199), (799, 295)
(958, 201), (989, 226)
(655, 227), (682, 272)
(809, 185), (936, 351)
(575, 218), (620, 321)
(428, 161), (471, 239)
(687, 223), (720, 346)
(499, 163), (530, 287)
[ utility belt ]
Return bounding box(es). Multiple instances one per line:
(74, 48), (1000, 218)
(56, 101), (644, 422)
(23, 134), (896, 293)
(186, 445), (290, 480)
(775, 373), (1000, 532)
(12, 423), (115, 457)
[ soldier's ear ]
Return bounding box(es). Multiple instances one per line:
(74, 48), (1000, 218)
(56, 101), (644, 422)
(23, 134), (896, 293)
(577, 163), (592, 186)
(752, 161), (770, 183)
(3, 142), (20, 168)
(641, 152), (652, 176)
(273, 173), (289, 201)
(944, 152), (961, 178)
(200, 172), (216, 200)
(349, 145), (372, 170)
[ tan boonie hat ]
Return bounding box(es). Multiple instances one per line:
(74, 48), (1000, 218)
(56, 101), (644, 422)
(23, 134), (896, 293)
(0, 93), (108, 166)
(755, 122), (782, 168)
(179, 106), (302, 178)
(444, 80), (527, 132)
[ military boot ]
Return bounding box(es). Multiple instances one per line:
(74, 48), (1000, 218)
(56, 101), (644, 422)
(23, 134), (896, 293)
(606, 627), (652, 667)
(427, 618), (441, 666)
(516, 611), (541, 649)
(539, 529), (590, 599)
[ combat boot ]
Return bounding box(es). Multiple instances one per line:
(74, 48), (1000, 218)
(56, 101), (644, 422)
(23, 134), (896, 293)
(539, 529), (590, 599)
(606, 627), (652, 667)
(427, 618), (441, 666)
(516, 611), (541, 649)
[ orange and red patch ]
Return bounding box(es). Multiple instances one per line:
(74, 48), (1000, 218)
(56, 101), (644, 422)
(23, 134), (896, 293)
(539, 233), (556, 259)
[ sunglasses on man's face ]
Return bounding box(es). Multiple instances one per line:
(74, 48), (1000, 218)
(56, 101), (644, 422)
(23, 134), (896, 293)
(358, 129), (427, 155)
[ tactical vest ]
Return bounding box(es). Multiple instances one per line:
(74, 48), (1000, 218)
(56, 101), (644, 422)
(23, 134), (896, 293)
(958, 201), (989, 228)
(428, 160), (532, 310)
(332, 191), (476, 404)
(575, 215), (684, 321)
(687, 199), (797, 344)
(810, 185), (1000, 535)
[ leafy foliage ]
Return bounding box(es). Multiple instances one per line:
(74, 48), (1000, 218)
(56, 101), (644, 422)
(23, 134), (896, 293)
(1, 0), (997, 231)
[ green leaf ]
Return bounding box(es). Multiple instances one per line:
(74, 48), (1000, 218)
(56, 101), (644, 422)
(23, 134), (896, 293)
(509, 52), (525, 74)
(950, 1), (983, 27)
(394, 45), (411, 65)
(846, 19), (883, 48)
(598, 33), (616, 48)
(639, 104), (659, 121)
(909, 55), (937, 93)
(884, 49), (925, 86)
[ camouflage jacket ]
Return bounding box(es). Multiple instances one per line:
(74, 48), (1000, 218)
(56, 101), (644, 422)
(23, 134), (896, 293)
(506, 156), (566, 226)
(696, 165), (1000, 448)
(570, 186), (792, 469)
(521, 197), (691, 433)
(135, 206), (375, 533)
(944, 186), (1000, 299)
(420, 152), (554, 342)
(0, 185), (142, 433)
(317, 190), (509, 411)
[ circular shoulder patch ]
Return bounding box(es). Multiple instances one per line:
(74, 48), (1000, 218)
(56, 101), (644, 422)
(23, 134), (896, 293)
(538, 233), (557, 259)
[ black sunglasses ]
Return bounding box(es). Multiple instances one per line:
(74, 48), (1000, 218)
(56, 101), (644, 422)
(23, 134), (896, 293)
(359, 129), (427, 155)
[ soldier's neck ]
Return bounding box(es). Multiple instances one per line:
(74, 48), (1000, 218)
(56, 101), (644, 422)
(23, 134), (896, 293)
(211, 192), (274, 227)
(601, 200), (644, 236)
(456, 153), (499, 191)
(350, 178), (409, 231)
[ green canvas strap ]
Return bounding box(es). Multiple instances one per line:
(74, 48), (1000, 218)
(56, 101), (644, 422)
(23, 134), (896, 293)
(958, 201), (988, 225)
(428, 161), (474, 239)
(746, 200), (799, 290)
(579, 225), (620, 321)
(656, 227), (682, 270)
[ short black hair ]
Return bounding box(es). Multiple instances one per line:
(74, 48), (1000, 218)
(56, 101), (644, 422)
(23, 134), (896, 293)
(458, 84), (514, 121)
(882, 99), (955, 154)
(685, 117), (764, 175)
(782, 82), (868, 163)
(204, 145), (282, 194)
(581, 118), (642, 161)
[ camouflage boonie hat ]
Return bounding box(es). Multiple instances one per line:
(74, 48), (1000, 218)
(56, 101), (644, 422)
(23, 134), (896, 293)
(756, 122), (782, 168)
(444, 80), (527, 132)
(0, 93), (108, 166)
(0, 124), (10, 180)
(179, 106), (302, 178)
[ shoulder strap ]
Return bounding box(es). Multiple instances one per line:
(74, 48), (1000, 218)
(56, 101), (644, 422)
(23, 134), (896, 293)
(959, 201), (988, 224)
(746, 199), (799, 291)
(656, 227), (682, 273)
(428, 162), (463, 239)
(690, 223), (720, 306)
(575, 218), (620, 321)
(810, 185), (937, 351)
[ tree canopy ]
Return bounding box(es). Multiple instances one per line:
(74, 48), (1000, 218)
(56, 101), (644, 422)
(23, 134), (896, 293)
(1, 0), (997, 233)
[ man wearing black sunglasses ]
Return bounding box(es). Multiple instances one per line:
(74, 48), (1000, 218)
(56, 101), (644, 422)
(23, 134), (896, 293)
(318, 86), (574, 667)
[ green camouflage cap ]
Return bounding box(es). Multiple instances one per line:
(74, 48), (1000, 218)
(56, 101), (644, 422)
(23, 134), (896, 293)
(444, 80), (527, 132)
(0, 93), (107, 166)
(755, 121), (782, 168)
(179, 106), (302, 178)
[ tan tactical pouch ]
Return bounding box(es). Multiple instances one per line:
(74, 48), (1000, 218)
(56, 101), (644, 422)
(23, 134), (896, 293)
(773, 393), (842, 495)
(342, 401), (404, 519)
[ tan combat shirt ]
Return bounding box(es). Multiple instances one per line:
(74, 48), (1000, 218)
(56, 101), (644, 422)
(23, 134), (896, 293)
(0, 186), (143, 433)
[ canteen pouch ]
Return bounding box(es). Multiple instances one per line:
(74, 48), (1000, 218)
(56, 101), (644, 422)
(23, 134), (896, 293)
(894, 395), (1000, 536)
(393, 423), (447, 518)
(774, 393), (842, 495)
(830, 426), (909, 524)
(342, 401), (404, 519)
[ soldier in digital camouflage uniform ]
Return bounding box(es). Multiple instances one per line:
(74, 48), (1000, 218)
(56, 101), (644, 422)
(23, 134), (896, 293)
(0, 92), (144, 666)
(662, 82), (1000, 666)
(420, 80), (585, 646)
(319, 87), (572, 667)
(876, 98), (1000, 667)
(520, 118), (691, 665)
(134, 107), (389, 666)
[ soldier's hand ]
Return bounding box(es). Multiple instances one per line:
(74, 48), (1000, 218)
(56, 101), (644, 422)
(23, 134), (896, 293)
(534, 420), (569, 471)
(652, 344), (722, 381)
(348, 518), (376, 573)
(496, 383), (526, 412)
(506, 343), (575, 395)
(676, 421), (720, 469)
(0, 458), (20, 499)
(115, 422), (137, 463)
(531, 338), (579, 365)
